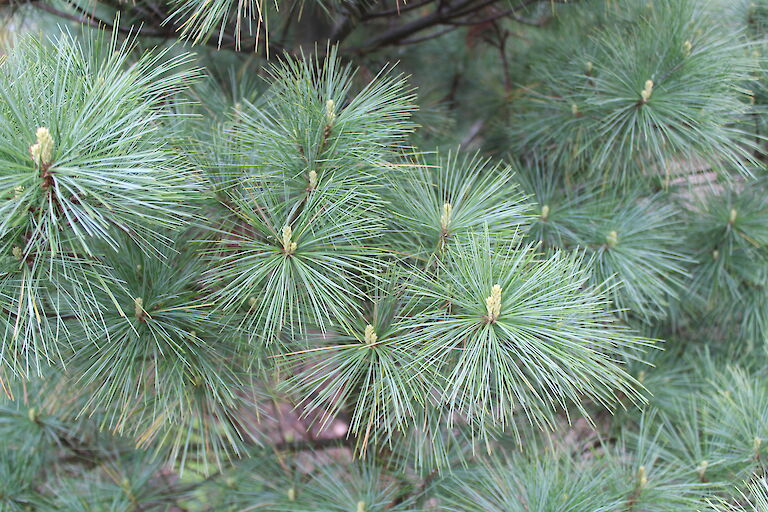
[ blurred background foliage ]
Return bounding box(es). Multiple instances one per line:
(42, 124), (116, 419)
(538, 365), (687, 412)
(3, 0), (768, 510)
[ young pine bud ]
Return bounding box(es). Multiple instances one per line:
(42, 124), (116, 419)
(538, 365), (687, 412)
(308, 170), (318, 190)
(281, 225), (297, 255)
(134, 297), (146, 322)
(287, 487), (296, 501)
(324, 100), (336, 133)
(606, 230), (619, 248)
(28, 407), (37, 423)
(325, 99), (336, 125)
(729, 208), (737, 225)
(754, 436), (762, 455)
(637, 465), (648, 489)
(485, 284), (502, 323)
(440, 202), (452, 231)
(29, 144), (41, 166)
(697, 460), (708, 480)
(323, 99), (337, 140)
(712, 249), (719, 261)
(12, 246), (23, 261)
(586, 61), (593, 74)
(29, 127), (54, 169)
(571, 103), (580, 116)
(640, 80), (654, 103)
(541, 204), (550, 221)
(682, 40), (692, 56)
(364, 324), (377, 346)
(357, 501), (366, 512)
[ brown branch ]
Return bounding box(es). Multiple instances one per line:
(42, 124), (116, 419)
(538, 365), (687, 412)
(31, 0), (573, 57)
(351, 0), (484, 51)
(363, 0), (436, 19)
(31, 1), (171, 38)
(32, 2), (112, 30)
(351, 0), (556, 53)
(328, 1), (372, 44)
(398, 25), (459, 45)
(273, 435), (354, 452)
(446, 7), (521, 25)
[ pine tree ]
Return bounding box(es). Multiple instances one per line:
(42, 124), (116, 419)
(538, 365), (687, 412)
(2, 0), (768, 510)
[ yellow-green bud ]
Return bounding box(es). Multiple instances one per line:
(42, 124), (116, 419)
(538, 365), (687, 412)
(28, 407), (37, 423)
(12, 246), (23, 261)
(309, 170), (318, 190)
(541, 204), (550, 221)
(637, 466), (647, 489)
(287, 487), (296, 501)
(325, 99), (336, 125)
(729, 208), (737, 224)
(606, 230), (619, 248)
(440, 202), (452, 231)
(364, 324), (377, 345)
(282, 225), (297, 255)
(30, 127), (54, 168)
(697, 460), (708, 480)
(640, 80), (654, 103)
(682, 40), (692, 56)
(134, 297), (144, 320)
(357, 501), (366, 512)
(485, 284), (502, 323)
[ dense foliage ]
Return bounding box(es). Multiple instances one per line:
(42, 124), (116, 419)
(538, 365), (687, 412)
(2, 0), (768, 510)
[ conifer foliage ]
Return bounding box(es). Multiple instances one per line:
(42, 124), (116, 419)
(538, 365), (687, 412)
(2, 0), (768, 510)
